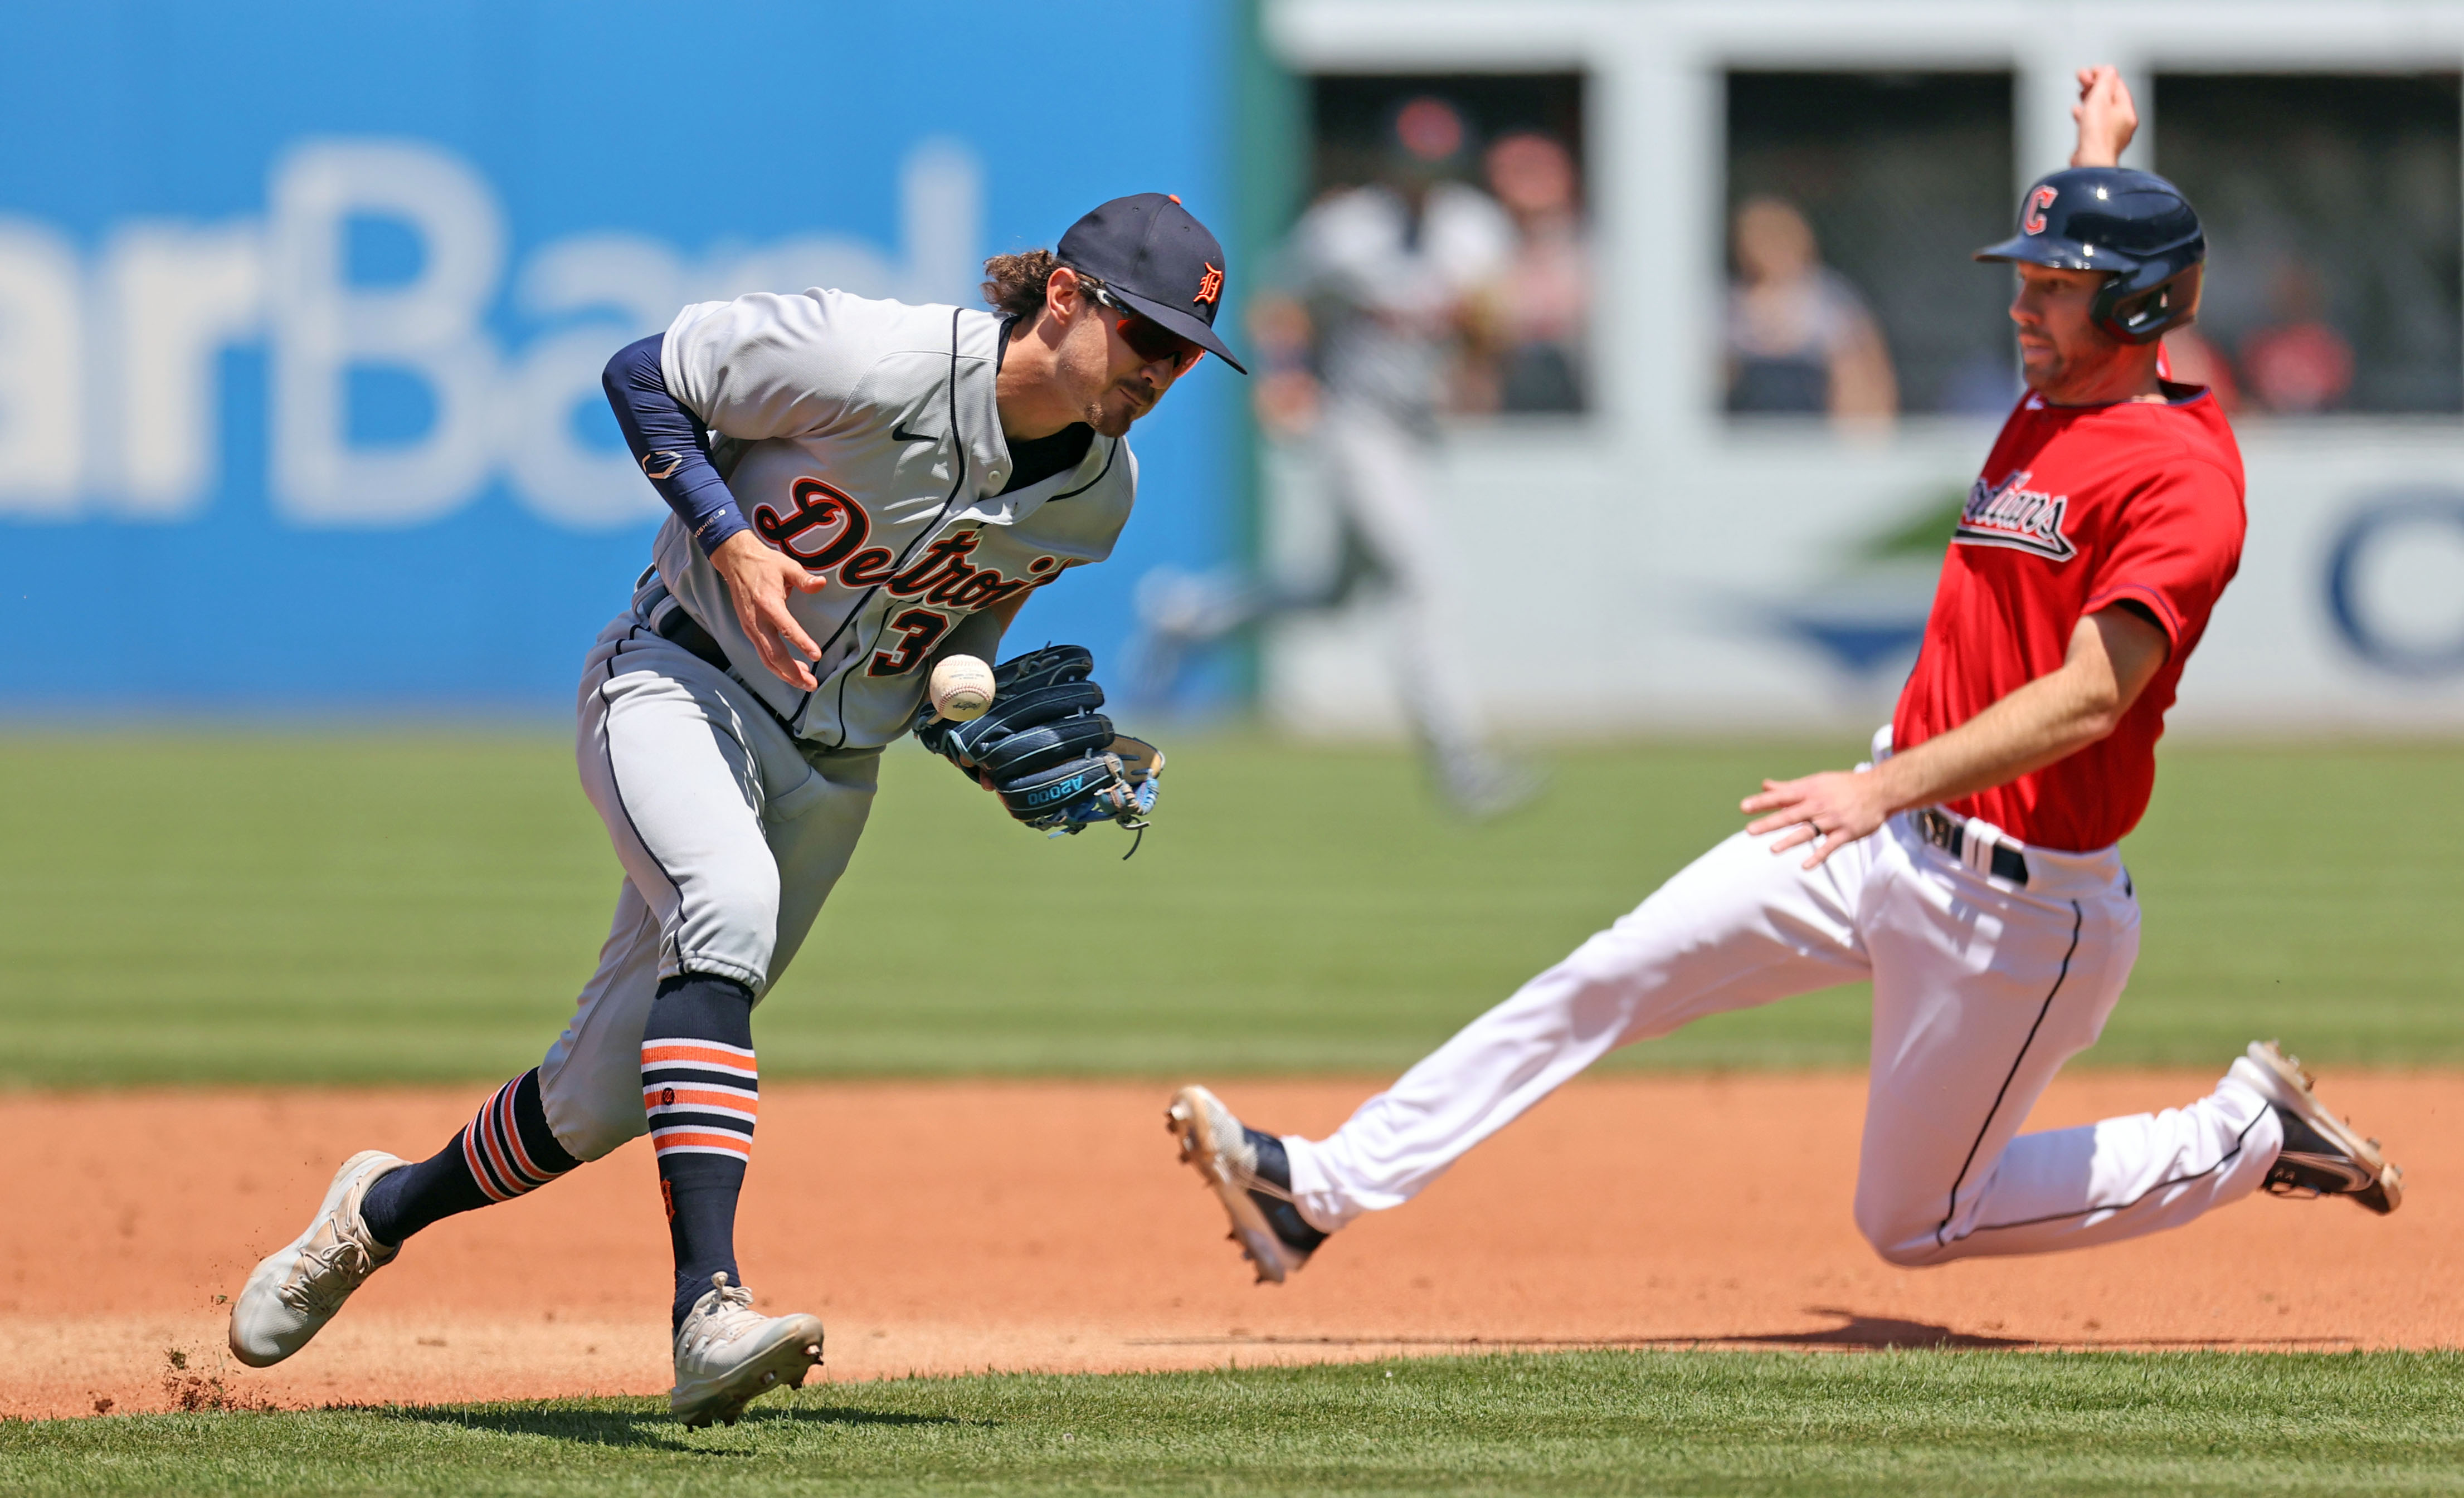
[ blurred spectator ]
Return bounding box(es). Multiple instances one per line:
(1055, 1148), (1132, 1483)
(1725, 196), (1898, 424)
(2239, 260), (2354, 413)
(1280, 96), (1517, 425)
(1247, 292), (1322, 436)
(2155, 73), (2457, 415)
(2160, 326), (2243, 412)
(1480, 130), (1589, 413)
(1127, 96), (1540, 817)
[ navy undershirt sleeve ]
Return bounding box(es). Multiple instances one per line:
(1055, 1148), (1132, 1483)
(601, 334), (750, 555)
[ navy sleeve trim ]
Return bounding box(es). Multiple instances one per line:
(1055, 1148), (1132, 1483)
(601, 334), (749, 555)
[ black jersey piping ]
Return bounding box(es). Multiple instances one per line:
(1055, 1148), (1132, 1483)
(1049, 436), (1119, 501)
(1958, 1106), (2271, 1239)
(816, 305), (976, 750)
(1932, 900), (2085, 1248)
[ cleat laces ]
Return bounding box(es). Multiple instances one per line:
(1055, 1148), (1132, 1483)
(679, 1273), (769, 1361)
(276, 1233), (382, 1319)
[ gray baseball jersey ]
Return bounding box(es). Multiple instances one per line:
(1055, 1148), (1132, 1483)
(652, 289), (1138, 749)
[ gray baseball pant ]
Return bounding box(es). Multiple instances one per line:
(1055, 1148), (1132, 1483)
(1316, 401), (1493, 764)
(537, 612), (881, 1162)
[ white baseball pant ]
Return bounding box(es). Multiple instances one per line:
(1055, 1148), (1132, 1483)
(1283, 803), (2282, 1264)
(537, 613), (881, 1162)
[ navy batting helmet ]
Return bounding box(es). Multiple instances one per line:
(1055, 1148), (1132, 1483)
(1975, 167), (2205, 345)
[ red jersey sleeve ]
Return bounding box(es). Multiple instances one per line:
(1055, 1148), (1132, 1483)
(2079, 459), (2243, 649)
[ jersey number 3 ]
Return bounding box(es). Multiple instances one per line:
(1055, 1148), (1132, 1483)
(870, 608), (949, 676)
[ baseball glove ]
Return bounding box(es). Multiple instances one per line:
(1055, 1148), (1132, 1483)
(911, 645), (1162, 855)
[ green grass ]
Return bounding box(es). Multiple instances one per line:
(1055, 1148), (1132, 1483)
(7, 1351), (2463, 1496)
(2, 733), (2459, 1085)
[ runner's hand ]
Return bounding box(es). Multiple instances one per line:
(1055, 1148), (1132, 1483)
(1742, 769), (1896, 870)
(2071, 65), (2137, 168)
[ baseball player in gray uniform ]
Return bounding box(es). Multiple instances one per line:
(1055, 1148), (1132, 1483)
(228, 194), (1243, 1426)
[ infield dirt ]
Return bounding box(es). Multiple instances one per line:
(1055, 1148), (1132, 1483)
(3, 1072), (2453, 1418)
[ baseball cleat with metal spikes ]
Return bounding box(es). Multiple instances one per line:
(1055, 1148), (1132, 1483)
(670, 1272), (824, 1427)
(2233, 1040), (2402, 1214)
(1166, 1085), (1328, 1284)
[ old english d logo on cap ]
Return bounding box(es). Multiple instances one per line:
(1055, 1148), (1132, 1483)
(1056, 193), (1246, 373)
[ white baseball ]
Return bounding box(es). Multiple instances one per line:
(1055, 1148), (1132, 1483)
(928, 654), (996, 721)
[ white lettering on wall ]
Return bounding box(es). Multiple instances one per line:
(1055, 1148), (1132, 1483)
(9, 135), (986, 529)
(95, 222), (264, 518)
(269, 139), (506, 526)
(0, 219), (85, 516)
(505, 232), (684, 527)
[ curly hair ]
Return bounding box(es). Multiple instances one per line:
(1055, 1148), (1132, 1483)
(982, 248), (1062, 321)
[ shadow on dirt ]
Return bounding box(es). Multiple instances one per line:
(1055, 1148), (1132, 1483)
(1124, 1309), (2027, 1353)
(1131, 1306), (2364, 1354)
(1739, 1309), (2032, 1350)
(383, 1399), (972, 1451)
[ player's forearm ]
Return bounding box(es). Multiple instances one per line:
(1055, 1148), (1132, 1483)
(1871, 663), (2124, 815)
(1876, 604), (2176, 816)
(602, 334), (751, 555)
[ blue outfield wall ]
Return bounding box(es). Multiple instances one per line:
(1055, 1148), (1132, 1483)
(0, 0), (1235, 713)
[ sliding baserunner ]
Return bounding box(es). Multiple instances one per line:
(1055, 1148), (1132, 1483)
(1168, 69), (2400, 1285)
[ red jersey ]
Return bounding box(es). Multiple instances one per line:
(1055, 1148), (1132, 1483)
(1891, 384), (2245, 851)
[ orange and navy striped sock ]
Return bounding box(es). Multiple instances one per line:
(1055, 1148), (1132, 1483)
(461, 1071), (578, 1202)
(641, 973), (758, 1329)
(361, 1068), (580, 1247)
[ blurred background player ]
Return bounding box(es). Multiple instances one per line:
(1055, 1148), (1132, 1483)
(1170, 66), (2404, 1285)
(1128, 96), (1544, 816)
(1724, 195), (1898, 424)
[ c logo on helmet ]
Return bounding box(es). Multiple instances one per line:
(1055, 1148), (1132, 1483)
(2023, 186), (2059, 235)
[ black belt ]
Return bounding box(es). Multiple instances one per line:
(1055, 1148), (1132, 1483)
(1916, 808), (2029, 886)
(646, 592), (732, 672)
(637, 582), (831, 749)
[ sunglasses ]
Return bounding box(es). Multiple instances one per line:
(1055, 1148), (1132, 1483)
(1082, 280), (1206, 373)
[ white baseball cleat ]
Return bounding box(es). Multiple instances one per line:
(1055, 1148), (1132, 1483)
(2233, 1040), (2403, 1214)
(1166, 1084), (1326, 1285)
(228, 1149), (406, 1367)
(670, 1272), (825, 1428)
(1439, 751), (1547, 821)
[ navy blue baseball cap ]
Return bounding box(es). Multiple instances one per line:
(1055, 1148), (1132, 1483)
(1975, 167), (2206, 344)
(1058, 193), (1245, 374)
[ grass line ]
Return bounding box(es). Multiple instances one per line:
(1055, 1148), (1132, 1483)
(7, 1350), (2463, 1496)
